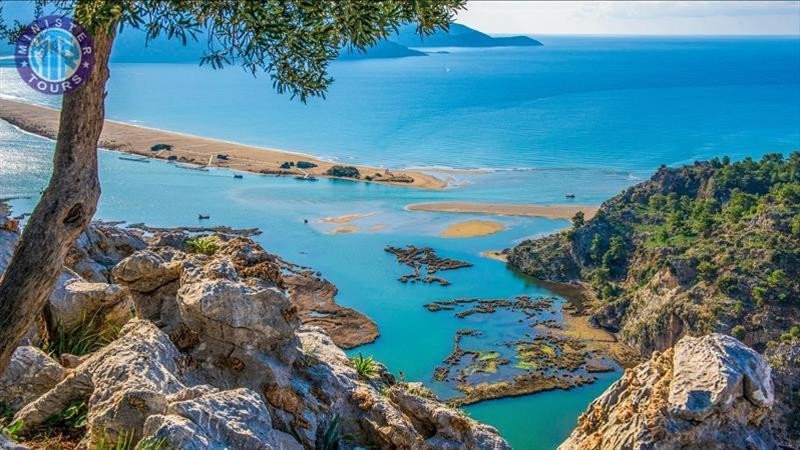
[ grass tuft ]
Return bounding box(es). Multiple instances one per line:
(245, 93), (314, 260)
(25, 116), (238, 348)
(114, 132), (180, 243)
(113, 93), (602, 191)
(350, 353), (377, 380)
(185, 235), (219, 255)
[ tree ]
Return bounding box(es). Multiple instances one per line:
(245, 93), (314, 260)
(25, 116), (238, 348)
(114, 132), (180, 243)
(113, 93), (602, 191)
(0, 0), (464, 375)
(571, 210), (585, 228)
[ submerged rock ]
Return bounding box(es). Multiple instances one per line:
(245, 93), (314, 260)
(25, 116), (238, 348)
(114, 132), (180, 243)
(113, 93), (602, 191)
(559, 333), (776, 450)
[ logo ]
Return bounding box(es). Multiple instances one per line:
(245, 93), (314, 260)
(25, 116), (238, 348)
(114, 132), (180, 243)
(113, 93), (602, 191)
(15, 15), (95, 95)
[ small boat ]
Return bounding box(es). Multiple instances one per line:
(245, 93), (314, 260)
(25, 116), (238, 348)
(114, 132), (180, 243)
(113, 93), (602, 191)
(119, 156), (150, 163)
(198, 214), (210, 220)
(294, 175), (318, 181)
(565, 193), (576, 199)
(233, 174), (243, 179)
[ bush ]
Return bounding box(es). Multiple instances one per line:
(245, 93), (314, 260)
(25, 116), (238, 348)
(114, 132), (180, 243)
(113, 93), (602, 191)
(279, 161), (292, 169)
(697, 261), (717, 281)
(571, 211), (585, 228)
(185, 236), (219, 255)
(781, 325), (800, 343)
(326, 166), (360, 179)
(296, 161), (318, 169)
(41, 312), (120, 358)
(731, 325), (746, 340)
(351, 353), (377, 379)
(150, 143), (173, 151)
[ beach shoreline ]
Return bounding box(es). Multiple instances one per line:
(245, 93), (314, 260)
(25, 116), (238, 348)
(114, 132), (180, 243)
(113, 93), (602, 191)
(0, 98), (447, 190)
(406, 201), (599, 220)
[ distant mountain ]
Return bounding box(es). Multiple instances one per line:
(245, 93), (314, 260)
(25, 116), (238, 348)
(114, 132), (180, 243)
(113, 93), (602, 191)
(1, 22), (540, 62)
(339, 40), (426, 60)
(393, 23), (542, 48)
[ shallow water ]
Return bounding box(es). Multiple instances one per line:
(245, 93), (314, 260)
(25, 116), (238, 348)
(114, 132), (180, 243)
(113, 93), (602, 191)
(1, 123), (613, 449)
(1, 35), (799, 449)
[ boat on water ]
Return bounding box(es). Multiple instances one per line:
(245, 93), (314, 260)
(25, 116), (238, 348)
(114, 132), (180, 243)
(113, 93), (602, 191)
(198, 214), (210, 220)
(565, 192), (576, 198)
(294, 174), (318, 181)
(119, 156), (150, 163)
(233, 174), (244, 179)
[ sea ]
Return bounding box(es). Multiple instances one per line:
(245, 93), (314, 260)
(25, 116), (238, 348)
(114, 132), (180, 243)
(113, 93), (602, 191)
(1, 35), (799, 449)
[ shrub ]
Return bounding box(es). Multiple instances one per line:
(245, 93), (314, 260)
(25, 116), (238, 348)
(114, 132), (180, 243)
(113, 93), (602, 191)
(46, 400), (88, 430)
(781, 325), (800, 343)
(696, 261), (717, 281)
(731, 325), (746, 340)
(792, 214), (800, 236)
(571, 211), (585, 228)
(280, 161), (292, 169)
(185, 236), (219, 255)
(351, 353), (377, 379)
(42, 312), (120, 358)
(296, 161), (318, 169)
(150, 143), (173, 151)
(326, 166), (360, 179)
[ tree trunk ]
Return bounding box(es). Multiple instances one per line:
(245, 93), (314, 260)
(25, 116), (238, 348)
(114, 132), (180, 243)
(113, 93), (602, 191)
(0, 25), (116, 374)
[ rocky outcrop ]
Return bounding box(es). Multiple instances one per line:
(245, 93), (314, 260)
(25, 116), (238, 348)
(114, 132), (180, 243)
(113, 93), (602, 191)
(46, 281), (133, 331)
(285, 272), (379, 348)
(6, 230), (508, 449)
(559, 334), (776, 450)
(0, 346), (66, 413)
(142, 388), (302, 450)
(67, 223), (147, 282)
(765, 341), (800, 448)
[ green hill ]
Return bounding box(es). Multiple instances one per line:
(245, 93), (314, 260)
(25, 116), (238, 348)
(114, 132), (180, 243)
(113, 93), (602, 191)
(509, 153), (800, 355)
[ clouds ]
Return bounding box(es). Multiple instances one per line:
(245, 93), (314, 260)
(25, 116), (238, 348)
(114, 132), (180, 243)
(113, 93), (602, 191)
(458, 1), (800, 35)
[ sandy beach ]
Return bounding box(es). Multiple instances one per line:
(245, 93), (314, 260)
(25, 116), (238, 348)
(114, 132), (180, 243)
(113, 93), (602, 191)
(0, 99), (446, 190)
(407, 201), (599, 220)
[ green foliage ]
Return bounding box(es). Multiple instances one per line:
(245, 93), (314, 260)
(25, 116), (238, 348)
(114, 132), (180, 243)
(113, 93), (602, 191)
(46, 400), (88, 431)
(350, 353), (377, 379)
(731, 325), (746, 340)
(41, 312), (119, 358)
(321, 414), (355, 450)
(601, 236), (626, 274)
(95, 430), (168, 450)
(792, 215), (800, 236)
(185, 235), (219, 255)
(589, 233), (605, 263)
(571, 211), (585, 228)
(696, 261), (717, 281)
(1, 419), (23, 441)
(781, 325), (800, 343)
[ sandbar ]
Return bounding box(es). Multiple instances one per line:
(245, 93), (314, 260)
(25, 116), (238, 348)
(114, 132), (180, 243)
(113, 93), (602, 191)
(441, 220), (505, 238)
(330, 225), (359, 234)
(319, 212), (375, 224)
(0, 99), (447, 190)
(407, 201), (598, 219)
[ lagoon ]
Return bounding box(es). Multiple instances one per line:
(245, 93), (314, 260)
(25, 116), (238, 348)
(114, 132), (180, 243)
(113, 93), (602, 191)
(1, 35), (799, 449)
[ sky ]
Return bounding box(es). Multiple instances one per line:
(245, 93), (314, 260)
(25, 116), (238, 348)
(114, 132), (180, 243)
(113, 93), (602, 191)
(457, 1), (800, 35)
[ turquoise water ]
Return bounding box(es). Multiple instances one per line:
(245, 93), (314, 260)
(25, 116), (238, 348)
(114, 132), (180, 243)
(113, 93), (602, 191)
(2, 36), (799, 449)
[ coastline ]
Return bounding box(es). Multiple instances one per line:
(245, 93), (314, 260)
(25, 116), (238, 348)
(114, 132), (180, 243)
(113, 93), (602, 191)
(0, 99), (447, 190)
(407, 201), (599, 220)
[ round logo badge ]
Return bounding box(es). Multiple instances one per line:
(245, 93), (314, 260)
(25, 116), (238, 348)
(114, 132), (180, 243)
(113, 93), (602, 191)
(15, 15), (95, 95)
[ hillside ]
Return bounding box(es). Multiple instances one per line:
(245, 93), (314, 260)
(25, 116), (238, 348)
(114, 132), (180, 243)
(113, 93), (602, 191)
(393, 23), (542, 47)
(509, 153), (800, 356)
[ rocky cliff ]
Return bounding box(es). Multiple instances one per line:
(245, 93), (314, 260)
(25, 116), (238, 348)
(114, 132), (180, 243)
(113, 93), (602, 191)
(559, 334), (778, 450)
(510, 153), (800, 356)
(0, 211), (509, 449)
(510, 153), (800, 447)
